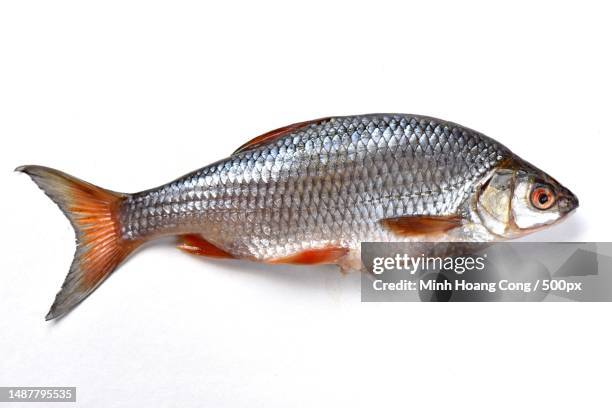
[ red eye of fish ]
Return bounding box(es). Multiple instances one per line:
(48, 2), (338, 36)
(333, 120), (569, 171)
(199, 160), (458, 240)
(531, 186), (555, 210)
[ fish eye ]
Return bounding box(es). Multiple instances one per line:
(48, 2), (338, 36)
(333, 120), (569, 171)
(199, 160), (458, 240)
(530, 185), (555, 210)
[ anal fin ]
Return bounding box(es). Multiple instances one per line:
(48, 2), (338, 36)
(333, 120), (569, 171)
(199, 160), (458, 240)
(177, 234), (235, 259)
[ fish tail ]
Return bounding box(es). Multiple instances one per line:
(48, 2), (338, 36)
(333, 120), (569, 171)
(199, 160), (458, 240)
(16, 165), (142, 320)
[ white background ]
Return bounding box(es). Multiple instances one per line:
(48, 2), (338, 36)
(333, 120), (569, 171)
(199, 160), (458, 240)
(0, 1), (610, 407)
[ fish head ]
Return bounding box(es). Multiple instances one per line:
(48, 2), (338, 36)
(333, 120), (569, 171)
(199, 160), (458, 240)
(475, 158), (578, 239)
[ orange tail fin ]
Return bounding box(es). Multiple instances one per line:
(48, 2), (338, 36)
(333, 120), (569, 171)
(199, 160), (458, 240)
(17, 165), (142, 320)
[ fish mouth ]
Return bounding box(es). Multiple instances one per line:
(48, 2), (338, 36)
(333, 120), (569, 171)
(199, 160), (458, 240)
(557, 190), (579, 215)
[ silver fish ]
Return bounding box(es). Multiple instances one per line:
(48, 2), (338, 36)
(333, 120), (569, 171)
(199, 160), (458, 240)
(18, 114), (578, 319)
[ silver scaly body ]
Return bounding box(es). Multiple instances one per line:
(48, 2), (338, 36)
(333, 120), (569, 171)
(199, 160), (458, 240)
(120, 114), (510, 260)
(19, 113), (578, 318)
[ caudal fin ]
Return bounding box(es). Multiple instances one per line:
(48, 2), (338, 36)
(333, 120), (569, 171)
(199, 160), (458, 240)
(17, 165), (142, 320)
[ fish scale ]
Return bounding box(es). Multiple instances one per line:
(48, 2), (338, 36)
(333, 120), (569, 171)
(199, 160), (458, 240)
(119, 114), (507, 259)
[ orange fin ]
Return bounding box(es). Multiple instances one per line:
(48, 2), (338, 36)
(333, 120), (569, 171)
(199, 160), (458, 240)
(380, 215), (462, 236)
(17, 165), (142, 320)
(177, 234), (235, 259)
(268, 247), (348, 265)
(232, 117), (330, 155)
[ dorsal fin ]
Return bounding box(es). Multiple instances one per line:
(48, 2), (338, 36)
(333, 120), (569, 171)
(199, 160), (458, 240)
(379, 215), (462, 236)
(232, 117), (330, 155)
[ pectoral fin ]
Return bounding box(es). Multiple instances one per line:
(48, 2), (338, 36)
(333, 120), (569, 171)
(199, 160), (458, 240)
(379, 215), (462, 236)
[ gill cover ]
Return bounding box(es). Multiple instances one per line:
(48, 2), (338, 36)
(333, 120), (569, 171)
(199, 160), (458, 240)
(476, 169), (514, 236)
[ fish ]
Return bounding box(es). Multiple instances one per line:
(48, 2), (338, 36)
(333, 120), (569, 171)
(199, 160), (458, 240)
(17, 114), (578, 319)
